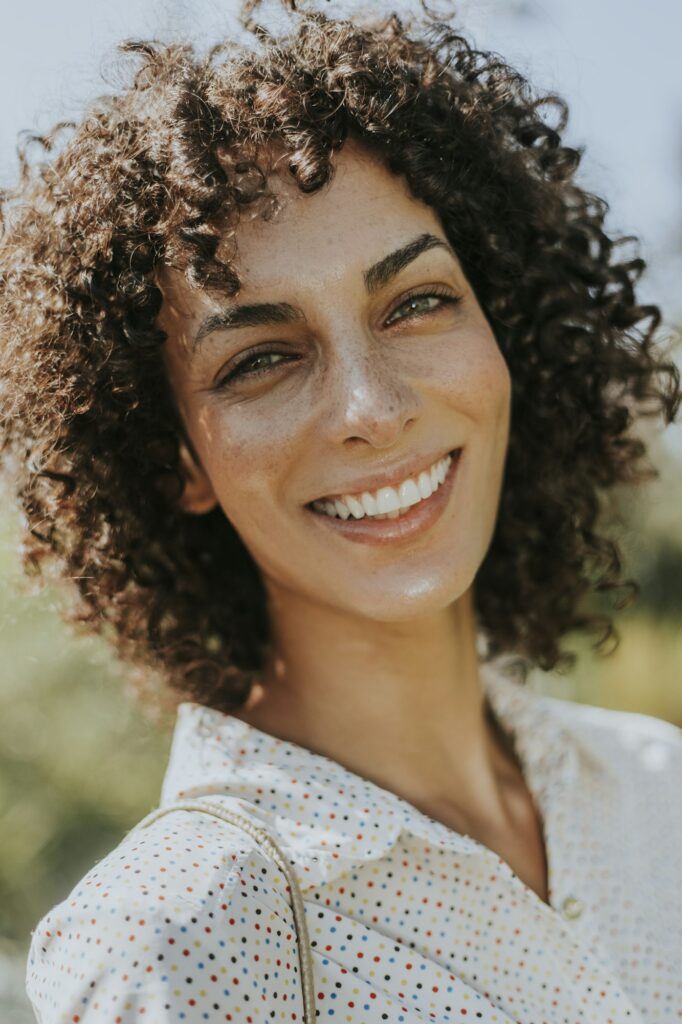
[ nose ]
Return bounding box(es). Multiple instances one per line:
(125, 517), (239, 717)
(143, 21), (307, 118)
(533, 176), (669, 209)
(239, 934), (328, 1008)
(322, 335), (422, 449)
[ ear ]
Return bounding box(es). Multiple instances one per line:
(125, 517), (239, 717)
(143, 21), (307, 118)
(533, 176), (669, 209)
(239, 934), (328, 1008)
(177, 440), (219, 515)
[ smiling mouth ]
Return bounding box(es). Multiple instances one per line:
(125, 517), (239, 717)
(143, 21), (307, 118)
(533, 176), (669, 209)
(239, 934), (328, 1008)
(306, 448), (461, 522)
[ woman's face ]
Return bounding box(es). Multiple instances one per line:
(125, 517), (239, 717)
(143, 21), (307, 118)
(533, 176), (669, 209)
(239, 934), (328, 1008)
(159, 139), (511, 622)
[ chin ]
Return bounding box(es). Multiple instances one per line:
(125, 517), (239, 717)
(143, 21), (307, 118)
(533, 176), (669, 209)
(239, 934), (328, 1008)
(339, 572), (473, 623)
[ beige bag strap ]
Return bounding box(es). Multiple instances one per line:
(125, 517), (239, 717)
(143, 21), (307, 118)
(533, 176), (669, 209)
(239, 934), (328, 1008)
(134, 800), (316, 1023)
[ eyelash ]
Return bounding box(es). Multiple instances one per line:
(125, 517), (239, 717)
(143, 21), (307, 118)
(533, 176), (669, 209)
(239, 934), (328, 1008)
(215, 286), (463, 389)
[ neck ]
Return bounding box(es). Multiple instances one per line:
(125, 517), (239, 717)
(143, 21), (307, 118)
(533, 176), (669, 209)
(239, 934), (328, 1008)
(233, 583), (523, 837)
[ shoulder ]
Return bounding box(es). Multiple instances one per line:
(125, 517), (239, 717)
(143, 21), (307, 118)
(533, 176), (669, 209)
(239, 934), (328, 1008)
(537, 688), (682, 784)
(26, 804), (305, 1022)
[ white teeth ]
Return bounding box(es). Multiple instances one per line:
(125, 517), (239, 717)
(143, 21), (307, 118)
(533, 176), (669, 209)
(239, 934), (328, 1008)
(417, 470), (433, 500)
(375, 486), (401, 514)
(345, 494), (365, 519)
(312, 452), (454, 521)
(334, 499), (351, 519)
(398, 478), (422, 509)
(360, 491), (377, 516)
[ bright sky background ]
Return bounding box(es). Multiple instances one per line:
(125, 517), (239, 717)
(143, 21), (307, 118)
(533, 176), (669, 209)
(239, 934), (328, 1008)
(1, 0), (681, 451)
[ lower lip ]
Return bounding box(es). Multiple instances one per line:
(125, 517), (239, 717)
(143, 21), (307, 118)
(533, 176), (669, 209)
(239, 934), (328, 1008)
(304, 449), (463, 546)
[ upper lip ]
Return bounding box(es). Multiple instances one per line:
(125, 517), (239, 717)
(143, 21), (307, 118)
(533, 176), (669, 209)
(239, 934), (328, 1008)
(308, 446), (460, 503)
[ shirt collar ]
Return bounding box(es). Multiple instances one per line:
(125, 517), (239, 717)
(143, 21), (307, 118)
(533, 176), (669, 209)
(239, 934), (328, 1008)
(160, 656), (587, 892)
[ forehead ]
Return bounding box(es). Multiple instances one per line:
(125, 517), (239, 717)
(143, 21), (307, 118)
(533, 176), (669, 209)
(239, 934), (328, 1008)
(157, 139), (449, 319)
(233, 141), (444, 283)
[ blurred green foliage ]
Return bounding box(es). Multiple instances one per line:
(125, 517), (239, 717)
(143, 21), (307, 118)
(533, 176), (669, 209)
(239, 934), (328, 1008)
(0, 507), (172, 955)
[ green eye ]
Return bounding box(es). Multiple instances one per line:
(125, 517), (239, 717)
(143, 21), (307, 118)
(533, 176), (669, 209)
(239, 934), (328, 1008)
(387, 289), (462, 326)
(216, 350), (293, 389)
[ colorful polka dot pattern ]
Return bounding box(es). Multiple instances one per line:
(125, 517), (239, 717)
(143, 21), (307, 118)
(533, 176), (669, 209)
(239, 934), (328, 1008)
(26, 660), (682, 1022)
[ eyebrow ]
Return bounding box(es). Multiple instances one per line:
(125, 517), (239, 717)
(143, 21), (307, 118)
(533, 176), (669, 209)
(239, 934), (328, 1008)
(191, 231), (457, 353)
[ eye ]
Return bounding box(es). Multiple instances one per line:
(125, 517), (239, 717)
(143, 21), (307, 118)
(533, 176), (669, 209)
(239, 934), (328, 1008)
(385, 287), (463, 327)
(215, 350), (294, 389)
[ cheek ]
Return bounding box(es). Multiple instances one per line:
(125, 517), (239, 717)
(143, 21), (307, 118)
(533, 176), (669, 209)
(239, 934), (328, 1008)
(197, 404), (306, 523)
(432, 326), (512, 430)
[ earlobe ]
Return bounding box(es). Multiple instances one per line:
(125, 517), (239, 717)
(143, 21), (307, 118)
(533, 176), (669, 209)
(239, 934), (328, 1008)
(177, 440), (219, 515)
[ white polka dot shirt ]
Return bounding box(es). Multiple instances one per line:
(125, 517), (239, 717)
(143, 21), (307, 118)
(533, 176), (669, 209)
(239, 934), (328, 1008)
(26, 661), (682, 1022)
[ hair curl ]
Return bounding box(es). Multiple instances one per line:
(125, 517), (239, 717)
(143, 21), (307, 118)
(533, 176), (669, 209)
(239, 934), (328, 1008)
(0, 0), (679, 713)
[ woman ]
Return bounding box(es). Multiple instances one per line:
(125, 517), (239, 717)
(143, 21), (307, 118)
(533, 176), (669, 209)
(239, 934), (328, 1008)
(2, 1), (680, 1020)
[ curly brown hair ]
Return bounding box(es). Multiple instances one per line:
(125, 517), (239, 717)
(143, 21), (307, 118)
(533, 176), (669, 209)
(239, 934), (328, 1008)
(0, 0), (679, 714)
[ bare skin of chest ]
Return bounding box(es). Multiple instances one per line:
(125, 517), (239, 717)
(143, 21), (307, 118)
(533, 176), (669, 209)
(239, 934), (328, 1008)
(482, 708), (551, 905)
(474, 807), (550, 905)
(433, 792), (550, 906)
(427, 711), (551, 906)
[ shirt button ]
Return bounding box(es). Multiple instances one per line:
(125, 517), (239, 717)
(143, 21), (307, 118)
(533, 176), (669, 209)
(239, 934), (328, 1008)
(560, 895), (585, 920)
